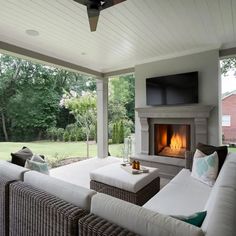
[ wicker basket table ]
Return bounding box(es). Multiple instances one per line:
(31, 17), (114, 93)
(90, 163), (160, 206)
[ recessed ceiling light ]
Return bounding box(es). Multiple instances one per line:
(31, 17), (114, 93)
(25, 29), (39, 36)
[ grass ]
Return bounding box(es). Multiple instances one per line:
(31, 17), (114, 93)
(229, 147), (236, 153)
(0, 141), (124, 161)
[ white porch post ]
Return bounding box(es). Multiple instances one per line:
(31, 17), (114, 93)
(96, 78), (108, 158)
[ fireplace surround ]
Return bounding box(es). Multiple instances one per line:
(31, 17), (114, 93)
(135, 105), (213, 178)
(136, 105), (213, 155)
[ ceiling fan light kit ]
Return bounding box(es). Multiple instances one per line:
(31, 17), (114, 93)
(73, 0), (126, 32)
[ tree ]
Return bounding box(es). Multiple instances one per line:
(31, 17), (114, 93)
(109, 74), (135, 123)
(65, 93), (97, 158)
(8, 76), (60, 140)
(0, 54), (22, 141)
(108, 74), (135, 141)
(221, 58), (236, 76)
(0, 53), (98, 142)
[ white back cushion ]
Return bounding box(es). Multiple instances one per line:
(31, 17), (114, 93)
(0, 160), (28, 180)
(202, 187), (236, 236)
(202, 152), (236, 235)
(24, 171), (96, 210)
(91, 193), (204, 236)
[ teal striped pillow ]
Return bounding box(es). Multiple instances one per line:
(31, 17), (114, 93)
(172, 211), (207, 227)
(25, 159), (49, 175)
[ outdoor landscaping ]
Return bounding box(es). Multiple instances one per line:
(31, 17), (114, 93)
(0, 141), (123, 166)
(0, 54), (135, 164)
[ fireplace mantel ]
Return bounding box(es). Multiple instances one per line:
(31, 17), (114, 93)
(136, 105), (213, 118)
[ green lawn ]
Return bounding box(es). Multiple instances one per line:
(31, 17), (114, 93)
(0, 141), (123, 161)
(229, 147), (236, 153)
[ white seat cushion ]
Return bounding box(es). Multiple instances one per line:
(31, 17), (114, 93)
(90, 163), (159, 193)
(24, 170), (96, 210)
(143, 169), (212, 215)
(91, 193), (204, 236)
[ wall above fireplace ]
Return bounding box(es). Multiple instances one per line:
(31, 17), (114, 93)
(134, 50), (219, 178)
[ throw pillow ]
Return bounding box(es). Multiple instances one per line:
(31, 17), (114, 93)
(11, 146), (33, 167)
(171, 211), (207, 227)
(197, 143), (228, 173)
(31, 154), (45, 163)
(25, 159), (49, 175)
(193, 149), (206, 159)
(25, 154), (45, 170)
(191, 151), (218, 186)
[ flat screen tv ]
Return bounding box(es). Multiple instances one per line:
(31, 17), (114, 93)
(146, 71), (198, 106)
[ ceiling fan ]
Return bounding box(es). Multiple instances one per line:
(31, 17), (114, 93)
(73, 0), (127, 32)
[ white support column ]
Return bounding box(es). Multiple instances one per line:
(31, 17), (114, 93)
(96, 78), (108, 158)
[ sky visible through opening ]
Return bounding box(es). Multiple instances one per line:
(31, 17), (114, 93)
(221, 68), (236, 94)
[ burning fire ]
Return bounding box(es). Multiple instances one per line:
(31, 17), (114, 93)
(170, 133), (182, 150)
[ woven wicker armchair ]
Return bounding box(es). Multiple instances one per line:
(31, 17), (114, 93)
(0, 176), (13, 236)
(78, 213), (139, 236)
(9, 181), (89, 236)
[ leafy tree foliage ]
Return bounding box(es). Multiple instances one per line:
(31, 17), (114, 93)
(0, 53), (135, 150)
(221, 57), (236, 76)
(8, 77), (60, 140)
(0, 55), (22, 140)
(0, 53), (97, 142)
(108, 74), (135, 142)
(65, 93), (97, 158)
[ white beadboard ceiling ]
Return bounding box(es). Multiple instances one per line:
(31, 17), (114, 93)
(0, 0), (236, 74)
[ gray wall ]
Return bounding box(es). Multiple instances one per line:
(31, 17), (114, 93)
(135, 50), (221, 154)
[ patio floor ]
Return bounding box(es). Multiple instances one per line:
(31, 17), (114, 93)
(50, 156), (170, 189)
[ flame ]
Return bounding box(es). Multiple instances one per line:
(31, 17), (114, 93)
(170, 133), (182, 150)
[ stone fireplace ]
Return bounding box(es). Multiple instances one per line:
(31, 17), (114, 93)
(136, 104), (213, 158)
(134, 105), (213, 177)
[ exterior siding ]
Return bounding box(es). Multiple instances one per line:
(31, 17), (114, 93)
(222, 94), (236, 142)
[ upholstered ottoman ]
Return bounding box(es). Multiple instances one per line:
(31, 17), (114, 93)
(90, 163), (160, 206)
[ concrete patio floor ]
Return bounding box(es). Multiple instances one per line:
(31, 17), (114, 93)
(50, 156), (170, 189)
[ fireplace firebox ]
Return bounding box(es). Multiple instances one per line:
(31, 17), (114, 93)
(154, 124), (190, 158)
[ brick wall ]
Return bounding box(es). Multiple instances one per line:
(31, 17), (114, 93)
(222, 94), (236, 142)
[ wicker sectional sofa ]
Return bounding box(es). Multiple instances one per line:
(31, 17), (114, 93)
(0, 160), (134, 236)
(1, 151), (236, 236)
(82, 153), (236, 236)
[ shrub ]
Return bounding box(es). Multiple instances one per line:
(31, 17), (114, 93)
(63, 131), (70, 142)
(56, 128), (65, 141)
(76, 128), (85, 141)
(112, 123), (118, 144)
(47, 153), (65, 168)
(119, 120), (124, 143)
(70, 132), (77, 142)
(46, 127), (58, 141)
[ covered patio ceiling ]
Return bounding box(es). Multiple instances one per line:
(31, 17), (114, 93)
(0, 0), (236, 76)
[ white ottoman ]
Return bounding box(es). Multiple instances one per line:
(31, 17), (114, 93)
(90, 163), (160, 205)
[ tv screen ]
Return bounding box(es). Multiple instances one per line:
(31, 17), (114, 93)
(146, 72), (198, 106)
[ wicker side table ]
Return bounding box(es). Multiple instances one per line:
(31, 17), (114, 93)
(90, 176), (160, 206)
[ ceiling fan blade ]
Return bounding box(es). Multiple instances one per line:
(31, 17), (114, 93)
(101, 0), (126, 10)
(87, 8), (100, 32)
(73, 0), (87, 6)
